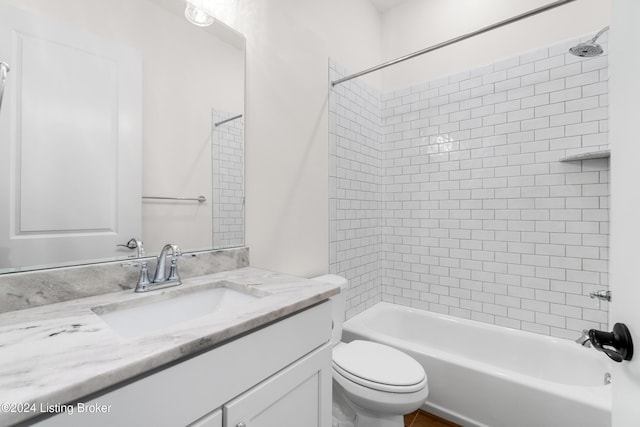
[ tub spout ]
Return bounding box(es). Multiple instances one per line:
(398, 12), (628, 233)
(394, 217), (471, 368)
(575, 329), (591, 347)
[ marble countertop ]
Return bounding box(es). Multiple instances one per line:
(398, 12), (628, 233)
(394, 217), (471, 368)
(0, 267), (339, 425)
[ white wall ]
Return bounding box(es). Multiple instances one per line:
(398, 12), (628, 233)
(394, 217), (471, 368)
(381, 0), (612, 92)
(239, 0), (382, 277)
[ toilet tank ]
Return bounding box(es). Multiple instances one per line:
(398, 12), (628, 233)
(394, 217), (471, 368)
(311, 274), (348, 345)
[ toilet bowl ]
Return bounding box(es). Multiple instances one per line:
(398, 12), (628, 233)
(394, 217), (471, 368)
(311, 275), (428, 427)
(332, 340), (429, 427)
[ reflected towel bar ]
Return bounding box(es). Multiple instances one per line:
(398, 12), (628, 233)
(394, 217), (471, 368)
(142, 196), (206, 203)
(214, 114), (243, 127)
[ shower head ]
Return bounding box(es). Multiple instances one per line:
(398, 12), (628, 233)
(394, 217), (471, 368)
(569, 42), (603, 57)
(569, 26), (609, 57)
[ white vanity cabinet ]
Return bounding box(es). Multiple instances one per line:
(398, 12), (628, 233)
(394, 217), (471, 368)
(34, 302), (332, 427)
(223, 344), (331, 427)
(190, 344), (331, 427)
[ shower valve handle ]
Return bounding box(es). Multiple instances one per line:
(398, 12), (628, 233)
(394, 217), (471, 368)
(588, 323), (633, 363)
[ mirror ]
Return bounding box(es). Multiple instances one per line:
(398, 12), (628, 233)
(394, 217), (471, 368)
(0, 0), (245, 273)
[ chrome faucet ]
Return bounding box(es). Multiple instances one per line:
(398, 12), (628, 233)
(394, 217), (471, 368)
(120, 239), (150, 290)
(124, 243), (182, 293)
(590, 290), (611, 302)
(575, 329), (592, 347)
(151, 244), (182, 284)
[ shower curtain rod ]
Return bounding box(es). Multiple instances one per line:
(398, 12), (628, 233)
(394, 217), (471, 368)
(331, 0), (576, 87)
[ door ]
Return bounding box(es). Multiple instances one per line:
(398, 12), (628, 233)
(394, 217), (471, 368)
(224, 345), (332, 427)
(0, 3), (141, 270)
(609, 0), (640, 425)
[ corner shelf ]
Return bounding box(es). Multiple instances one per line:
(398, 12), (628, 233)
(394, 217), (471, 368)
(559, 149), (610, 162)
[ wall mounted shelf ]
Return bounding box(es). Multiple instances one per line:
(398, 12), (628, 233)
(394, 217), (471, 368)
(559, 149), (610, 162)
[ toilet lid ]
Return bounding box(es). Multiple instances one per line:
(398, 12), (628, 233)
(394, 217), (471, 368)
(332, 340), (426, 392)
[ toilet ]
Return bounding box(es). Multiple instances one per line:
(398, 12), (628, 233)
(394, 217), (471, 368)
(312, 275), (428, 427)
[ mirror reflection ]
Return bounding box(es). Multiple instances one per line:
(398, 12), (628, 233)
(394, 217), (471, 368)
(0, 0), (245, 273)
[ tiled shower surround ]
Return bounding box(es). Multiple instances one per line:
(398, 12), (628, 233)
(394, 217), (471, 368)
(212, 110), (245, 249)
(329, 34), (610, 339)
(329, 66), (384, 319)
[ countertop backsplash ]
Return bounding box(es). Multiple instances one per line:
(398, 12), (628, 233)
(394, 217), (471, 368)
(0, 247), (249, 313)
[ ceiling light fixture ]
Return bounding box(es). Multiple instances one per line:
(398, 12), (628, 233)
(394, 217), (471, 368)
(185, 1), (214, 27)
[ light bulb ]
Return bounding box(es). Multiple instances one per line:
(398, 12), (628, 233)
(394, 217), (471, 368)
(185, 2), (214, 27)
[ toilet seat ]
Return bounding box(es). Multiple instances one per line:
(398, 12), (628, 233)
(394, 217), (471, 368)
(332, 341), (427, 393)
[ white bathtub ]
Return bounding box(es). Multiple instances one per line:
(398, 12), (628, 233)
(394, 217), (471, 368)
(342, 302), (611, 427)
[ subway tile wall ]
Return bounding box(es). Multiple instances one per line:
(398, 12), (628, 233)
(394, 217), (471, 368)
(329, 60), (384, 318)
(329, 34), (610, 338)
(212, 110), (245, 249)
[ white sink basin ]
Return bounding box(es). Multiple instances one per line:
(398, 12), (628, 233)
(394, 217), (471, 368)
(93, 282), (264, 339)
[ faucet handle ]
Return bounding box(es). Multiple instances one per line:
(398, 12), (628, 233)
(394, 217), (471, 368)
(134, 262), (152, 292)
(588, 324), (634, 363)
(167, 257), (181, 283)
(169, 244), (182, 257)
(121, 260), (151, 292)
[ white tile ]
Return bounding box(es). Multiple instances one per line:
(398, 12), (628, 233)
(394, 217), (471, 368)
(566, 121), (600, 136)
(522, 70), (549, 86)
(522, 298), (550, 313)
(535, 55), (564, 72)
(520, 48), (549, 64)
(483, 69), (507, 85)
(566, 96), (599, 112)
(535, 103), (564, 117)
(566, 70), (600, 88)
(521, 94), (550, 109)
(508, 62), (535, 78)
(535, 79), (565, 95)
(331, 40), (609, 333)
(550, 63), (582, 80)
(583, 81), (608, 97)
(508, 85), (535, 101)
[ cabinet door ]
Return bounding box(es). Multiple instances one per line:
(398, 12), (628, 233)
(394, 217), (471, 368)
(188, 409), (222, 427)
(224, 344), (332, 427)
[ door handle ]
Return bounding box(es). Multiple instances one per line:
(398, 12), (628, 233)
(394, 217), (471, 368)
(0, 61), (9, 113)
(588, 323), (633, 362)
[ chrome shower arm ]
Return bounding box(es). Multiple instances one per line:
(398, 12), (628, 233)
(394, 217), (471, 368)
(0, 61), (10, 113)
(591, 26), (610, 42)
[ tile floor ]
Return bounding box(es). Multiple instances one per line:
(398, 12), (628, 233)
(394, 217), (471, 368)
(404, 410), (461, 427)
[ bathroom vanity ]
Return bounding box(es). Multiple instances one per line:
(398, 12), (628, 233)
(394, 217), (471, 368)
(0, 267), (338, 426)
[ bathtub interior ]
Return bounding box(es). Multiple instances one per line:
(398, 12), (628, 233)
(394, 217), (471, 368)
(353, 302), (610, 387)
(342, 302), (611, 427)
